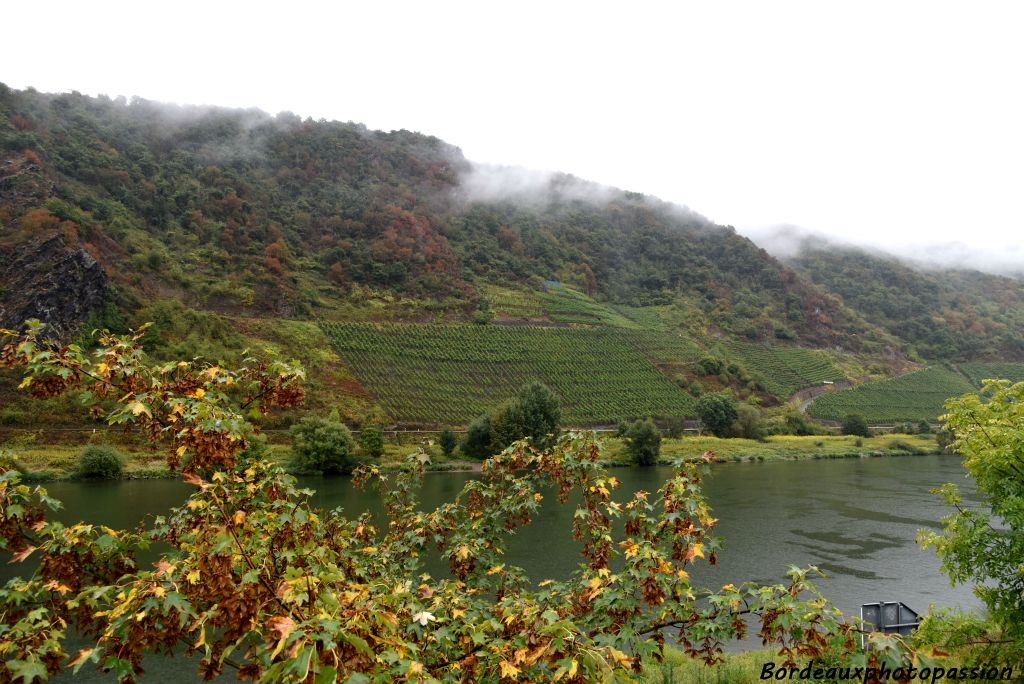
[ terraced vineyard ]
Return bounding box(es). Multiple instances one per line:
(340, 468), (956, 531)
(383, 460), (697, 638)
(958, 362), (1024, 386)
(807, 367), (975, 423)
(619, 330), (705, 374)
(724, 342), (846, 398)
(321, 322), (695, 425)
(480, 283), (640, 328)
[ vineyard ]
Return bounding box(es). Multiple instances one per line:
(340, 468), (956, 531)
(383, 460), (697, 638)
(479, 283), (640, 328)
(618, 330), (705, 375)
(807, 367), (976, 423)
(957, 362), (1024, 386)
(724, 342), (846, 398)
(320, 322), (696, 425)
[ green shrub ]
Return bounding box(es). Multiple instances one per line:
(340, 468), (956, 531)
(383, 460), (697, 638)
(696, 356), (725, 376)
(465, 382), (562, 458)
(497, 381), (561, 449)
(696, 393), (738, 438)
(77, 445), (124, 479)
(461, 413), (493, 459)
(728, 403), (766, 441)
(625, 418), (661, 466)
(781, 410), (816, 436)
(289, 416), (357, 474)
(438, 429), (458, 457)
(357, 425), (385, 459)
(663, 416), (687, 439)
(841, 414), (871, 437)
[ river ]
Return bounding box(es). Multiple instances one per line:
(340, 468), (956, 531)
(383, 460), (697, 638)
(9, 453), (982, 680)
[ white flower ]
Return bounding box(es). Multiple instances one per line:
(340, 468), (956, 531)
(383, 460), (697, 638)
(411, 611), (436, 627)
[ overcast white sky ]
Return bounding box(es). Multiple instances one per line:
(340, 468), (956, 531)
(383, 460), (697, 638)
(6, 1), (1024, 269)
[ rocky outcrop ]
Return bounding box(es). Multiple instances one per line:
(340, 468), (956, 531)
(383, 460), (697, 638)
(0, 233), (107, 341)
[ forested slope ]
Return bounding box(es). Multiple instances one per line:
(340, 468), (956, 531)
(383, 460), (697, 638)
(791, 246), (1024, 360)
(0, 84), (894, 353)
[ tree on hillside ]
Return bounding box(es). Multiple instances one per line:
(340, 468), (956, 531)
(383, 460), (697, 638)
(625, 418), (661, 466)
(696, 393), (738, 437)
(920, 380), (1024, 664)
(841, 414), (871, 438)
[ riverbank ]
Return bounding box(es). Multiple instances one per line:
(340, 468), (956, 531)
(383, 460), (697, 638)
(3, 432), (943, 481)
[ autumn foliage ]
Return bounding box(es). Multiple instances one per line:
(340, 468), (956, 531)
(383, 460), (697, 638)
(0, 322), (924, 682)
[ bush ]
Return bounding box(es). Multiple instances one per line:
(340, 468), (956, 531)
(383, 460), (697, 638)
(461, 412), (492, 459)
(781, 410), (816, 436)
(917, 419), (932, 434)
(625, 418), (661, 466)
(439, 429), (458, 457)
(663, 416), (687, 439)
(502, 381), (561, 448)
(290, 416), (357, 474)
(358, 424), (385, 459)
(696, 393), (738, 437)
(728, 403), (766, 440)
(841, 414), (871, 437)
(76, 445), (124, 479)
(696, 356), (725, 376)
(466, 382), (562, 458)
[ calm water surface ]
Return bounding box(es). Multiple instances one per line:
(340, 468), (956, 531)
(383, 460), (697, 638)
(17, 453), (980, 679)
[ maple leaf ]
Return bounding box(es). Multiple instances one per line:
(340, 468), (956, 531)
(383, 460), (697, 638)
(411, 611), (435, 626)
(499, 660), (521, 680)
(10, 545), (36, 563)
(267, 616), (295, 640)
(128, 401), (150, 417)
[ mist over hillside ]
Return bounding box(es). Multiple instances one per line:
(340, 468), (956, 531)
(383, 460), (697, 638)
(742, 224), (1024, 278)
(1, 84), (1021, 363)
(0, 84), (902, 354)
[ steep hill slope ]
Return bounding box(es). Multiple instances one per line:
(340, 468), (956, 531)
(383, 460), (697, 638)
(790, 245), (1024, 360)
(0, 84), (895, 355)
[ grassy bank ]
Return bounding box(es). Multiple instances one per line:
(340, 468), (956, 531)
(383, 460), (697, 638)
(605, 433), (942, 465)
(3, 433), (943, 481)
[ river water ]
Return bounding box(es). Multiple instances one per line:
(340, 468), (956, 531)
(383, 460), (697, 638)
(10, 453), (982, 679)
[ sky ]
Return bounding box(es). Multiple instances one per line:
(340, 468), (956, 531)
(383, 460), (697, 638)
(5, 1), (1024, 270)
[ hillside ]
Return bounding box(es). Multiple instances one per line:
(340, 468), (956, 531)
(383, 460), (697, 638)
(1, 84), (1020, 428)
(0, 85), (894, 348)
(790, 244), (1024, 361)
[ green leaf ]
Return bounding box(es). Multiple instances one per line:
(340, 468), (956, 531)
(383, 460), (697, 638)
(9, 659), (49, 682)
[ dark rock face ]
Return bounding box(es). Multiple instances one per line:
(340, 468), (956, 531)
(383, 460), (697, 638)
(0, 233), (107, 341)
